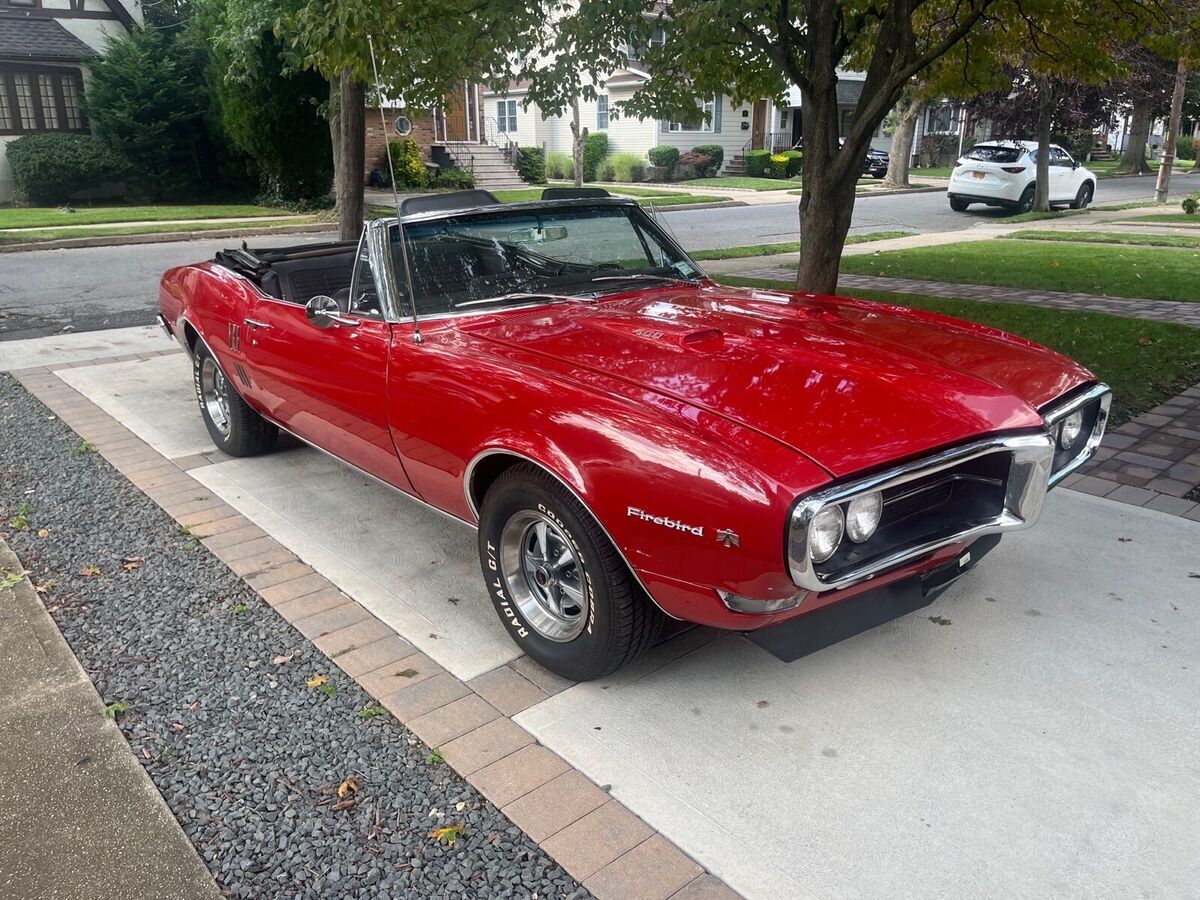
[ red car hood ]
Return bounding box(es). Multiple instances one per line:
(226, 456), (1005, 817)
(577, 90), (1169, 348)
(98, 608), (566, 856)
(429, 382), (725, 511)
(461, 284), (1092, 478)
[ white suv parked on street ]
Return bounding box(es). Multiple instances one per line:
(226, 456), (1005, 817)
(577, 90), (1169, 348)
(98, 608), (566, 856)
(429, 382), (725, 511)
(947, 140), (1096, 214)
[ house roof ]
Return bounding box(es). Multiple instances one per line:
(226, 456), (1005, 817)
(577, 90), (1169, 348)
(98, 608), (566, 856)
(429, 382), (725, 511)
(0, 16), (98, 61)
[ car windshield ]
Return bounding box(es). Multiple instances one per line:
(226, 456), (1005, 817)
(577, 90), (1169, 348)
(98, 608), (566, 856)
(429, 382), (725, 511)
(389, 204), (700, 317)
(962, 145), (1024, 164)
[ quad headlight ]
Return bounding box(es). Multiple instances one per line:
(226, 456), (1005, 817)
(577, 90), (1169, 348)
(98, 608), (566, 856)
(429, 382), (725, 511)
(1058, 409), (1084, 449)
(808, 505), (845, 563)
(845, 491), (883, 543)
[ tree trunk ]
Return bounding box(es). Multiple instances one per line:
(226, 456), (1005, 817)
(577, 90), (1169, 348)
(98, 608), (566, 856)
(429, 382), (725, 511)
(337, 72), (365, 242)
(1034, 79), (1053, 213)
(794, 29), (861, 294)
(569, 102), (587, 187)
(1154, 60), (1187, 203)
(883, 96), (920, 188)
(1117, 98), (1153, 174)
(328, 75), (342, 217)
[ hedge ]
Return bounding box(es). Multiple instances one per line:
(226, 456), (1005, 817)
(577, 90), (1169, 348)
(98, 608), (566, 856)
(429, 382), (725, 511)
(648, 146), (680, 170)
(388, 139), (428, 189)
(691, 143), (723, 175)
(515, 146), (546, 184)
(583, 132), (608, 181)
(6, 133), (128, 205)
(745, 149), (772, 177)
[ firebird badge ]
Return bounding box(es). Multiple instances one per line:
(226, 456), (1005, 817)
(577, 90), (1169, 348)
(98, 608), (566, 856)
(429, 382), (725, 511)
(626, 506), (703, 537)
(715, 528), (740, 548)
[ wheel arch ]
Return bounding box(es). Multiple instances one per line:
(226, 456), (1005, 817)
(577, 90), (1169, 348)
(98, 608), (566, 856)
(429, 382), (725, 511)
(464, 447), (678, 619)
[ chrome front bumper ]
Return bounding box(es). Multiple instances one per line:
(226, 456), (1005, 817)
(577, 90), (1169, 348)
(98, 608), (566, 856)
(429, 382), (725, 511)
(787, 384), (1111, 594)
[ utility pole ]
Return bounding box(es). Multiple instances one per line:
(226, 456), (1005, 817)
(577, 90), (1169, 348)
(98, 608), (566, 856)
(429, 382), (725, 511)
(1154, 59), (1188, 204)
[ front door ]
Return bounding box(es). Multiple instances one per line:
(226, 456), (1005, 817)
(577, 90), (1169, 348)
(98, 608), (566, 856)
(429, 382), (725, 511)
(242, 235), (413, 491)
(752, 99), (767, 150)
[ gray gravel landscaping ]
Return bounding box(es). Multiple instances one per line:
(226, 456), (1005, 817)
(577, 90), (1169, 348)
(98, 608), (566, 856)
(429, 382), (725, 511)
(0, 373), (587, 900)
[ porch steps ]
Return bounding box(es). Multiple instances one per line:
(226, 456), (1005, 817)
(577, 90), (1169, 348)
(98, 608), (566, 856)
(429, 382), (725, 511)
(724, 155), (748, 176)
(438, 142), (528, 190)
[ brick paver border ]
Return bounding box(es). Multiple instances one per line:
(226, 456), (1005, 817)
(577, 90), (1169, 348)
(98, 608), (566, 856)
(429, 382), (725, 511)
(7, 355), (741, 900)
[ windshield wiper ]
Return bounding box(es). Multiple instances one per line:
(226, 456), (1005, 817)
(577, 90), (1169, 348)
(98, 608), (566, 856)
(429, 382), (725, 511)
(588, 273), (699, 286)
(455, 291), (596, 309)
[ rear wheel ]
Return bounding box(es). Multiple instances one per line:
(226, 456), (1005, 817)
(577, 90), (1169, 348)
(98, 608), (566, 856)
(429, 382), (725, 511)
(1071, 182), (1093, 210)
(193, 343), (277, 456)
(478, 463), (663, 681)
(1015, 184), (1036, 214)
(948, 196), (970, 212)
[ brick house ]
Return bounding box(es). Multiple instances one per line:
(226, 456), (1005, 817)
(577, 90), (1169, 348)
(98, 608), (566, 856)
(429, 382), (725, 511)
(0, 0), (142, 202)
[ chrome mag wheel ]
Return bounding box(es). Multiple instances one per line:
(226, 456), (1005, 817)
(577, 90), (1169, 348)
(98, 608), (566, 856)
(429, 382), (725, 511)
(499, 510), (587, 642)
(200, 356), (232, 436)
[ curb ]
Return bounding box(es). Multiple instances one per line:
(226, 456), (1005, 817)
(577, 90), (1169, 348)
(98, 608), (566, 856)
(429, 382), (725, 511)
(0, 222), (335, 253)
(855, 185), (945, 198)
(654, 200), (747, 213)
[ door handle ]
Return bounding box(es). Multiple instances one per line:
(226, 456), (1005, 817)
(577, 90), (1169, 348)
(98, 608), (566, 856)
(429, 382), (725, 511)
(244, 318), (271, 329)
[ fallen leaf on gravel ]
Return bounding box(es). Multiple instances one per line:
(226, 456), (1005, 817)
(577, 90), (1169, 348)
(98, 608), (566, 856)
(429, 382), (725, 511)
(171, 722), (186, 731)
(33, 578), (54, 594)
(272, 653), (294, 665)
(756, 700), (769, 709)
(337, 776), (359, 798)
(332, 799), (355, 811)
(140, 747), (151, 760)
(37, 529), (49, 538)
(188, 700), (200, 711)
(306, 674), (327, 688)
(80, 565), (102, 577)
(429, 824), (464, 846)
(121, 557), (144, 571)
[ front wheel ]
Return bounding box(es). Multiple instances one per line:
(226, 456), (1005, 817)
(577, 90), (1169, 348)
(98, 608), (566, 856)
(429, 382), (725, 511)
(193, 343), (277, 456)
(1071, 182), (1093, 210)
(949, 196), (969, 212)
(478, 463), (663, 681)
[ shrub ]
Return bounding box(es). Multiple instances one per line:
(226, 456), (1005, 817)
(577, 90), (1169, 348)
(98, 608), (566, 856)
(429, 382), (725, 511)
(648, 146), (680, 170)
(583, 132), (608, 181)
(1177, 135), (1195, 161)
(388, 139), (428, 189)
(515, 146), (546, 184)
(435, 168), (475, 189)
(676, 150), (711, 180)
(779, 149), (803, 177)
(607, 152), (646, 182)
(1183, 197), (1198, 215)
(209, 30), (332, 203)
(691, 144), (724, 176)
(84, 29), (209, 199)
(745, 149), (772, 177)
(6, 134), (128, 205)
(546, 151), (574, 180)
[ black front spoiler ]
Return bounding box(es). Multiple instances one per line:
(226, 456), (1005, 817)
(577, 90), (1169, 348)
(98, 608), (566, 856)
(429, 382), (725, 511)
(746, 534), (1002, 663)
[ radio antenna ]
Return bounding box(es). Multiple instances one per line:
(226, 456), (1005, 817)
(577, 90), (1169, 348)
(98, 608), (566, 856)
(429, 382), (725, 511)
(367, 34), (423, 345)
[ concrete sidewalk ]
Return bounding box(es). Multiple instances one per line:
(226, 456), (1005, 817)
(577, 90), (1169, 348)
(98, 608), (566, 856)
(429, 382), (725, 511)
(0, 540), (219, 900)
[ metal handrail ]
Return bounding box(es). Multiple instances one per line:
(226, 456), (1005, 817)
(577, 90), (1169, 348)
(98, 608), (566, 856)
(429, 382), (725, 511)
(483, 115), (518, 162)
(740, 130), (798, 155)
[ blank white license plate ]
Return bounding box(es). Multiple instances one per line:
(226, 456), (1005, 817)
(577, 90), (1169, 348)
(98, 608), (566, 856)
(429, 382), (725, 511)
(972, 171), (986, 180)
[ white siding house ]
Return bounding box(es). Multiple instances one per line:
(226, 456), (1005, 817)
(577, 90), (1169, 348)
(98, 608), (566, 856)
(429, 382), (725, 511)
(0, 0), (143, 202)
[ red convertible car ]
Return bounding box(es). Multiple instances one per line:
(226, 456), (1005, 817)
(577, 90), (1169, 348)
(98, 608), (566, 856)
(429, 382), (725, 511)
(159, 189), (1110, 680)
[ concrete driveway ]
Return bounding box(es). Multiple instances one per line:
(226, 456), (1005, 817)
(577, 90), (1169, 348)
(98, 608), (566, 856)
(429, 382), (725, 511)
(34, 346), (1200, 899)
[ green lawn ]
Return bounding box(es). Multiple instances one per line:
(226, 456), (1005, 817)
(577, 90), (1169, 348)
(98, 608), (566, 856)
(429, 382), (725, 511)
(1001, 230), (1200, 250)
(0, 204), (294, 230)
(1120, 213), (1200, 226)
(0, 218), (315, 245)
(689, 231), (916, 261)
(716, 275), (1200, 426)
(839, 239), (1200, 303)
(678, 176), (800, 191)
(909, 166), (955, 178)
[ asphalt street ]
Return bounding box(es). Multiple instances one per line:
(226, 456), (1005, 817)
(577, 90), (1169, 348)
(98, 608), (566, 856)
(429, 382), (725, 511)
(0, 174), (1184, 340)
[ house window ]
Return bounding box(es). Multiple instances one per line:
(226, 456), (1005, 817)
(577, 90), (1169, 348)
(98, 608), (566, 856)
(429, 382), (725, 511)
(496, 99), (517, 133)
(0, 67), (86, 134)
(669, 97), (715, 133)
(926, 103), (956, 133)
(596, 95), (609, 130)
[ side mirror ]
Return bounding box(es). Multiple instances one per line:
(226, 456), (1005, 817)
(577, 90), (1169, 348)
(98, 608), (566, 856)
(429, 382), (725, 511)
(1072, 161), (1079, 170)
(305, 295), (359, 329)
